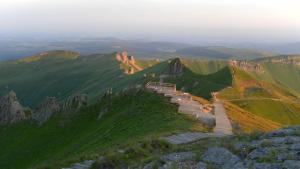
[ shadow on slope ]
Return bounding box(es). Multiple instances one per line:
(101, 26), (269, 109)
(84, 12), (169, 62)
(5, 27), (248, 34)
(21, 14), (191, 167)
(163, 66), (233, 100)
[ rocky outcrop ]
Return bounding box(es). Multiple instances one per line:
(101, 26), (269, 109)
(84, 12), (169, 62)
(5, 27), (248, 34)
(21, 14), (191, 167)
(230, 60), (263, 73)
(116, 51), (142, 74)
(169, 58), (183, 75)
(116, 51), (135, 64)
(0, 91), (31, 124)
(33, 97), (60, 124)
(202, 147), (245, 169)
(62, 94), (88, 113)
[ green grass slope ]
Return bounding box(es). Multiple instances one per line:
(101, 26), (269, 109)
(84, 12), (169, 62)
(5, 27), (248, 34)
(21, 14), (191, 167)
(219, 66), (300, 126)
(250, 63), (300, 96)
(158, 59), (232, 100)
(0, 51), (161, 108)
(0, 90), (201, 169)
(164, 67), (232, 100)
(180, 59), (228, 74)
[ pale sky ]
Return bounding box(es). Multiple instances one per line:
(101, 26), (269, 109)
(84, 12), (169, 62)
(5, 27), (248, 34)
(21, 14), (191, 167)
(1, 0), (300, 42)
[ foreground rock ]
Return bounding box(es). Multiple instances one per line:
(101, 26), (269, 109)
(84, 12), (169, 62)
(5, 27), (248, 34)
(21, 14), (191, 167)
(202, 147), (245, 169)
(0, 91), (31, 124)
(62, 160), (94, 169)
(33, 97), (60, 124)
(142, 126), (300, 169)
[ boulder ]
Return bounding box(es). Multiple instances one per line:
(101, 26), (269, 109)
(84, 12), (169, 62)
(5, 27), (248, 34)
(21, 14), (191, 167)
(202, 147), (245, 169)
(62, 94), (88, 113)
(161, 152), (195, 162)
(33, 97), (60, 124)
(0, 91), (29, 124)
(249, 162), (282, 169)
(196, 113), (215, 128)
(196, 162), (207, 169)
(283, 160), (300, 169)
(247, 147), (269, 160)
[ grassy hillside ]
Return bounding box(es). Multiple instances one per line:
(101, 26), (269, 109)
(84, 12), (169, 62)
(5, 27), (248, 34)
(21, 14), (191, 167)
(223, 101), (281, 133)
(219, 66), (300, 126)
(0, 90), (202, 169)
(251, 63), (300, 96)
(164, 67), (232, 100)
(0, 51), (161, 108)
(180, 59), (228, 74)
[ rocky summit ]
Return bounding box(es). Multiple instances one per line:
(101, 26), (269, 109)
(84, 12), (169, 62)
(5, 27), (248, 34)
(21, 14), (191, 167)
(169, 58), (183, 76)
(0, 91), (30, 124)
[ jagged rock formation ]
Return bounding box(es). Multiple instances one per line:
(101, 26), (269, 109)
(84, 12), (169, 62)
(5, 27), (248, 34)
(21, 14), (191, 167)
(0, 91), (31, 124)
(62, 94), (88, 113)
(230, 60), (263, 73)
(0, 92), (88, 125)
(33, 97), (60, 124)
(116, 51), (142, 74)
(169, 58), (183, 75)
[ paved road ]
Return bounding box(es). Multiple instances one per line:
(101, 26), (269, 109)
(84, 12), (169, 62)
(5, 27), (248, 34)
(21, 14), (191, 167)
(146, 82), (233, 144)
(213, 101), (233, 135)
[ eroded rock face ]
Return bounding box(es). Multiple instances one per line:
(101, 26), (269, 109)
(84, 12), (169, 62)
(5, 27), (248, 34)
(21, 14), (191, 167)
(33, 97), (60, 124)
(62, 94), (88, 113)
(229, 60), (263, 73)
(169, 58), (183, 75)
(0, 91), (29, 124)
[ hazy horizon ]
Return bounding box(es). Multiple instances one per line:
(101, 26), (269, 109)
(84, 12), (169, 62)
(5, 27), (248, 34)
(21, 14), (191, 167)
(1, 0), (300, 43)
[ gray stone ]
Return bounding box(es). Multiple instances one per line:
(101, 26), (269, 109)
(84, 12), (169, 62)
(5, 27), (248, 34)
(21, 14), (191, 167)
(233, 142), (247, 151)
(62, 94), (88, 113)
(62, 160), (94, 169)
(195, 161), (206, 169)
(261, 128), (295, 138)
(249, 140), (263, 148)
(251, 162), (281, 169)
(0, 91), (30, 124)
(283, 160), (300, 169)
(289, 143), (300, 151)
(196, 113), (215, 128)
(285, 136), (300, 144)
(162, 152), (195, 162)
(202, 147), (242, 169)
(33, 97), (60, 124)
(143, 161), (154, 169)
(247, 147), (269, 160)
(270, 137), (287, 146)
